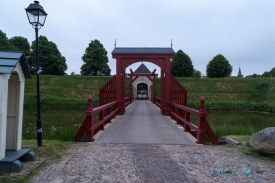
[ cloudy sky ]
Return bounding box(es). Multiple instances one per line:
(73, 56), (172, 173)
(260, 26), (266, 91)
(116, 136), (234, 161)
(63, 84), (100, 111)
(1, 0), (274, 77)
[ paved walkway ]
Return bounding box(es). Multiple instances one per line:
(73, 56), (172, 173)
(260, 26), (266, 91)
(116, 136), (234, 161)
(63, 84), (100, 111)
(31, 143), (275, 183)
(95, 100), (195, 145)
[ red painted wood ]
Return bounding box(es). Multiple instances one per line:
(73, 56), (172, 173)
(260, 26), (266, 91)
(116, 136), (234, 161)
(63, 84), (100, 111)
(161, 69), (165, 114)
(128, 73), (158, 77)
(122, 70), (126, 114)
(112, 51), (174, 116)
(73, 118), (86, 142)
(165, 58), (171, 116)
(74, 96), (119, 142)
(168, 96), (218, 145)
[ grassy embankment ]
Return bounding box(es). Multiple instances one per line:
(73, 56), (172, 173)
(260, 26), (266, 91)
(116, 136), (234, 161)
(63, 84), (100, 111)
(177, 77), (275, 112)
(25, 75), (275, 112)
(24, 75), (112, 108)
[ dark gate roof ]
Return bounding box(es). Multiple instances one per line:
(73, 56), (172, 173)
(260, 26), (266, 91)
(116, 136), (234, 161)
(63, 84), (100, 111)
(0, 51), (31, 78)
(134, 63), (151, 73)
(112, 47), (175, 54)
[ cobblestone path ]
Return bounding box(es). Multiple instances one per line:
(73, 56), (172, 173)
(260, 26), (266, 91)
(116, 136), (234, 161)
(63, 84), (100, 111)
(130, 145), (193, 182)
(31, 143), (275, 183)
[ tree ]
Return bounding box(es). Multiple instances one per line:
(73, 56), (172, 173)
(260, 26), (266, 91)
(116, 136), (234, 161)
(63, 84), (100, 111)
(262, 71), (270, 77)
(192, 69), (202, 78)
(246, 74), (262, 78)
(171, 50), (194, 77)
(262, 67), (275, 78)
(0, 30), (18, 51)
(270, 67), (275, 77)
(10, 36), (30, 57)
(206, 54), (232, 78)
(29, 36), (67, 75)
(80, 39), (111, 76)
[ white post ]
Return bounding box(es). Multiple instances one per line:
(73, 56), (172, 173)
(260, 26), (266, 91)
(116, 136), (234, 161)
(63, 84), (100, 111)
(0, 74), (9, 159)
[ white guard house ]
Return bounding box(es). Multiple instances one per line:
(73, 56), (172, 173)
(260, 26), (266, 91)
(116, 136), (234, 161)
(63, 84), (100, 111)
(0, 51), (35, 172)
(132, 63), (153, 100)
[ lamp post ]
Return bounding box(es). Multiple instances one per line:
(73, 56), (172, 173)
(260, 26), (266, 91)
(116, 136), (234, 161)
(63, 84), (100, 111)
(25, 1), (47, 146)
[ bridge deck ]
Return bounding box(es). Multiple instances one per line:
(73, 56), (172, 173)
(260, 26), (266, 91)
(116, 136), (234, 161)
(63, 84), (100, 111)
(95, 101), (196, 145)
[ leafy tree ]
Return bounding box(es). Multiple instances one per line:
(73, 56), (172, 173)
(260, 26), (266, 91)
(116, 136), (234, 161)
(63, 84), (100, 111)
(10, 36), (30, 57)
(262, 67), (275, 78)
(192, 69), (202, 78)
(262, 71), (270, 77)
(206, 54), (232, 78)
(0, 30), (18, 51)
(270, 67), (275, 77)
(81, 39), (111, 76)
(171, 50), (194, 77)
(29, 36), (67, 75)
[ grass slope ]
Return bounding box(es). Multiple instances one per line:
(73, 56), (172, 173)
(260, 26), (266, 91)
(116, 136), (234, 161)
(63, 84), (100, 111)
(25, 75), (275, 112)
(25, 75), (112, 108)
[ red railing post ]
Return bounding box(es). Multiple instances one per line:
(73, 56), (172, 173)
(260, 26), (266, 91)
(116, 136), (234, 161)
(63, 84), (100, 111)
(199, 96), (205, 112)
(197, 96), (207, 144)
(86, 95), (94, 142)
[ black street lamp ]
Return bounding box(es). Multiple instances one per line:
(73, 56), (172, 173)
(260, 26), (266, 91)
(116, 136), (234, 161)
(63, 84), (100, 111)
(25, 1), (47, 146)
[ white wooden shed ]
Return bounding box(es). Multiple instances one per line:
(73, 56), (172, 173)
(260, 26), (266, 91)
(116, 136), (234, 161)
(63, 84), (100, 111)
(0, 51), (35, 172)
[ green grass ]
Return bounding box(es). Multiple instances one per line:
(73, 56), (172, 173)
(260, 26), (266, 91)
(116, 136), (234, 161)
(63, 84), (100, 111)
(156, 77), (275, 112)
(22, 140), (73, 159)
(0, 140), (73, 183)
(24, 75), (275, 112)
(22, 108), (84, 141)
(25, 75), (112, 107)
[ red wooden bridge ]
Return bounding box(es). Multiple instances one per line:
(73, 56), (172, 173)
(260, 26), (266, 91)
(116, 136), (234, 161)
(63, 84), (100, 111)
(74, 47), (219, 145)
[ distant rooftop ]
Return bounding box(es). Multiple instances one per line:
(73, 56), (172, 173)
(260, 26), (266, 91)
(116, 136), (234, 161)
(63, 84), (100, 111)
(0, 51), (31, 78)
(134, 63), (151, 73)
(112, 47), (175, 54)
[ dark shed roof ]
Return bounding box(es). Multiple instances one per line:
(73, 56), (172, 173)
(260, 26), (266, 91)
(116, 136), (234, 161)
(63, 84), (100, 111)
(112, 47), (175, 54)
(0, 51), (31, 78)
(134, 63), (151, 73)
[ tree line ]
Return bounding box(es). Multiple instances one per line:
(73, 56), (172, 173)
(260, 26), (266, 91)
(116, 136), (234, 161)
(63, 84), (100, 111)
(0, 30), (110, 76)
(1, 29), (273, 78)
(245, 68), (275, 78)
(171, 50), (233, 78)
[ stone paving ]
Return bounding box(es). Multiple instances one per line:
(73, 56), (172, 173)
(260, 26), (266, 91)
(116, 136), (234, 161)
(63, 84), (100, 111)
(31, 143), (275, 183)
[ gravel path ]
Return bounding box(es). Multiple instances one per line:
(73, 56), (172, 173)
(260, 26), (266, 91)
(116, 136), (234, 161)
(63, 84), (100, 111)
(31, 143), (275, 183)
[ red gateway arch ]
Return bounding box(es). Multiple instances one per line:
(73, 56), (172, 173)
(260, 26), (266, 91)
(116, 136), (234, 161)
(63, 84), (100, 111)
(112, 47), (175, 115)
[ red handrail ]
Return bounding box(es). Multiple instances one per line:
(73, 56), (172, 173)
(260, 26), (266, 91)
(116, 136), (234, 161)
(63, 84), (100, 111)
(168, 96), (218, 145)
(154, 97), (161, 109)
(74, 95), (118, 142)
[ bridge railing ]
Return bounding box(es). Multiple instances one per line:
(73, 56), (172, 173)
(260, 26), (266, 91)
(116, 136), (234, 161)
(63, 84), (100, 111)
(168, 96), (219, 145)
(170, 75), (187, 106)
(153, 97), (161, 108)
(74, 95), (119, 142)
(125, 97), (131, 107)
(100, 75), (116, 106)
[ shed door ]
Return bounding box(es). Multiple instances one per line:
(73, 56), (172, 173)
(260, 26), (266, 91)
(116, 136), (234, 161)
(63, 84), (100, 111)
(6, 73), (19, 150)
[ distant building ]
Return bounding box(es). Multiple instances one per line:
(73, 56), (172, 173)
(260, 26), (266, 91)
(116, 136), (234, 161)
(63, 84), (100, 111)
(237, 67), (243, 77)
(132, 63), (153, 100)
